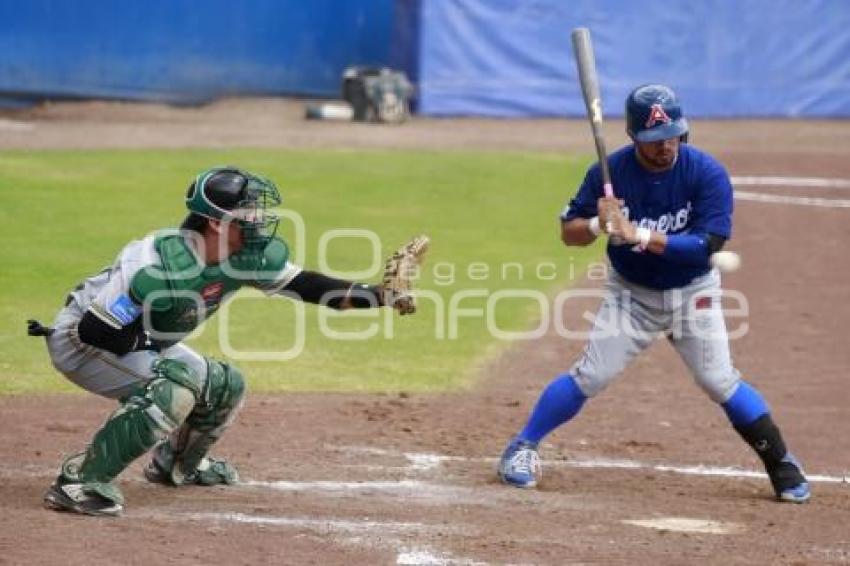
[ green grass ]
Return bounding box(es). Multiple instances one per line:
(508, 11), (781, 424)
(0, 149), (601, 394)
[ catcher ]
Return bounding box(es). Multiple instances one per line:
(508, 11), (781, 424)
(28, 166), (429, 517)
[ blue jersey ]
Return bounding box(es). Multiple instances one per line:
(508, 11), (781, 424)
(561, 144), (733, 290)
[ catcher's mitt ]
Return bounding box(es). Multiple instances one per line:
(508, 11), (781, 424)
(381, 235), (430, 315)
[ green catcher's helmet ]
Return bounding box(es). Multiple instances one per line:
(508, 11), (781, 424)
(185, 167), (282, 249)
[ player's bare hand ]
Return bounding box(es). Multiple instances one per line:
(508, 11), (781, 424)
(597, 196), (623, 234)
(597, 197), (612, 232)
(607, 207), (637, 244)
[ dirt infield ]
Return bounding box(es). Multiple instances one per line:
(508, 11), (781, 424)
(1, 100), (848, 565)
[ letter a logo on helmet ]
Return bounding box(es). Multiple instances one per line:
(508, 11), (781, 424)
(645, 104), (671, 128)
(626, 84), (688, 143)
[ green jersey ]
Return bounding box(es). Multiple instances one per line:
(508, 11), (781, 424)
(69, 230), (301, 345)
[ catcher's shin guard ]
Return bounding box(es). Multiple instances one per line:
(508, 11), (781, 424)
(146, 360), (245, 486)
(735, 413), (810, 502)
(45, 364), (198, 515)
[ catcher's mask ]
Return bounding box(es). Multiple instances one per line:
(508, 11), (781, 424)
(626, 84), (689, 143)
(185, 166), (282, 250)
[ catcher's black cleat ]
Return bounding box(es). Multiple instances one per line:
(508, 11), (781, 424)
(43, 477), (123, 517)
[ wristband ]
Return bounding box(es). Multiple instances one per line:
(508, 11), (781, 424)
(588, 216), (601, 236)
(635, 227), (651, 250)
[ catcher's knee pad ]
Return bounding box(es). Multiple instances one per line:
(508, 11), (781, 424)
(153, 358), (204, 402)
(145, 377), (197, 433)
(145, 358), (204, 431)
(198, 359), (246, 425)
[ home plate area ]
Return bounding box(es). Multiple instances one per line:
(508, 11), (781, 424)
(2, 389), (848, 565)
(112, 442), (847, 565)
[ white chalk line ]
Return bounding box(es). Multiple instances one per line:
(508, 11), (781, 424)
(396, 548), (489, 565)
(731, 176), (850, 189)
(622, 517), (743, 535)
(727, 176), (850, 208)
(6, 448), (847, 486)
(735, 191), (850, 208)
(406, 452), (447, 471)
(0, 119), (35, 132)
(327, 445), (850, 485)
(139, 510), (484, 565)
(245, 479), (428, 492)
(183, 511), (428, 534)
(241, 478), (511, 508)
(242, 478), (483, 502)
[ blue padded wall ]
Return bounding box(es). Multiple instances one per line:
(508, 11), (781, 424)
(411, 0), (850, 117)
(0, 0), (394, 104)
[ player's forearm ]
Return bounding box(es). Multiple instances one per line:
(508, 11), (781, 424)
(660, 234), (712, 266)
(644, 232), (710, 266)
(560, 219), (598, 247)
(282, 271), (383, 309)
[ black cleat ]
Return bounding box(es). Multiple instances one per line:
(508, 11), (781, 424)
(43, 478), (123, 517)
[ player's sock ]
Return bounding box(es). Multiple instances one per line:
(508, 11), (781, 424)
(721, 380), (769, 427)
(517, 373), (587, 444)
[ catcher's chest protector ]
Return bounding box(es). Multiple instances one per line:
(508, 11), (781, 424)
(129, 234), (291, 339)
(130, 235), (244, 337)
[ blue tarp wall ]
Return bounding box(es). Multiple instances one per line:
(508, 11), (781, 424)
(0, 0), (394, 104)
(2, 0), (848, 117)
(408, 0), (850, 117)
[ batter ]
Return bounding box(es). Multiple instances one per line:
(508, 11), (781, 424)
(497, 84), (810, 503)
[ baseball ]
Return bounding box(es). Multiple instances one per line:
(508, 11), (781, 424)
(710, 250), (741, 273)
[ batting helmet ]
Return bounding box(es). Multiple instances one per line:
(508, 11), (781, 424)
(625, 84), (688, 143)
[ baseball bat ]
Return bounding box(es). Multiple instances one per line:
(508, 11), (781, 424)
(571, 27), (614, 198)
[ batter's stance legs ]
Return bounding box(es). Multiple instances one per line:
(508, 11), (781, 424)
(499, 375), (809, 502)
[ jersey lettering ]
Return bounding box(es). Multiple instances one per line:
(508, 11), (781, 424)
(634, 202), (692, 235)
